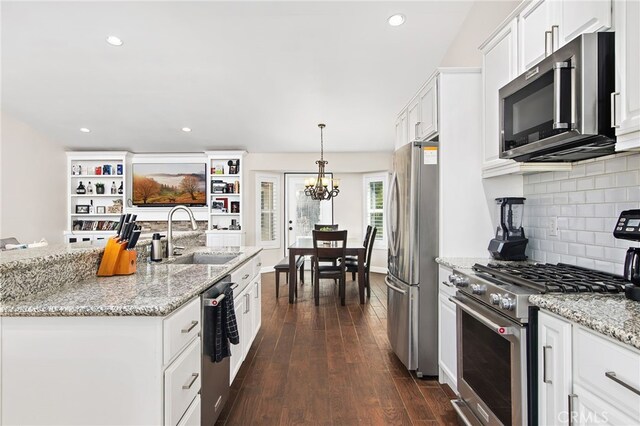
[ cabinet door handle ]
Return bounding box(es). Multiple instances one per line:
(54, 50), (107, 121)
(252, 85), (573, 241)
(611, 92), (620, 128)
(551, 25), (559, 51)
(181, 320), (198, 334)
(605, 371), (640, 396)
(182, 373), (199, 390)
(255, 282), (259, 298)
(243, 273), (250, 280)
(415, 122), (421, 138)
(542, 345), (552, 384)
(567, 394), (577, 426)
(545, 30), (552, 57)
(245, 293), (250, 313)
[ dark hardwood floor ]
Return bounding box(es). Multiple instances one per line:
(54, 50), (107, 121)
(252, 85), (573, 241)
(215, 271), (457, 425)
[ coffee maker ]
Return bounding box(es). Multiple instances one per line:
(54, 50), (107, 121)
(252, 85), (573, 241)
(613, 209), (640, 301)
(488, 197), (528, 261)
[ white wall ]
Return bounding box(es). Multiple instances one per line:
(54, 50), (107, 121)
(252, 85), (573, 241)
(243, 152), (392, 269)
(524, 153), (640, 275)
(0, 113), (67, 243)
(440, 0), (520, 67)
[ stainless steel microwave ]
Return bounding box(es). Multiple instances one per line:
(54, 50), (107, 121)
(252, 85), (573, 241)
(499, 32), (615, 162)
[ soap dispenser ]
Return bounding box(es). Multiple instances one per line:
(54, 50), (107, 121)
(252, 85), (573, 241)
(150, 233), (165, 262)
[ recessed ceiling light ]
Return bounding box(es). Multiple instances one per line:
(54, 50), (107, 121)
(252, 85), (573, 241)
(79, 127), (91, 133)
(181, 127), (192, 133)
(106, 35), (123, 46)
(388, 14), (406, 27)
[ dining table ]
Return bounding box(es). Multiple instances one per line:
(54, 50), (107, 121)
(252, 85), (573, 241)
(287, 238), (366, 304)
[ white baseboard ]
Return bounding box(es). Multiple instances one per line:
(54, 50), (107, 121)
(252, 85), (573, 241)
(370, 266), (388, 274)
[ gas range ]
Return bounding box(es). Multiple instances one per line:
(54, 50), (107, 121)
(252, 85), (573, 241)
(449, 262), (628, 323)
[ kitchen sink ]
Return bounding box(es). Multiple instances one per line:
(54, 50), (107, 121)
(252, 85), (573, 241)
(170, 253), (240, 265)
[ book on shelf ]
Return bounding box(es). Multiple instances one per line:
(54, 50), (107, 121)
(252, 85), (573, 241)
(72, 220), (118, 232)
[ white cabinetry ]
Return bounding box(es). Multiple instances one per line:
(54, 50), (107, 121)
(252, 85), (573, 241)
(537, 310), (640, 425)
(556, 0), (611, 48)
(1, 296), (202, 426)
(394, 111), (408, 151)
(518, 0), (556, 72)
(407, 97), (420, 143)
(481, 19), (519, 172)
(537, 311), (572, 426)
(228, 255), (262, 385)
(613, 0), (640, 151)
(416, 76), (439, 141)
(437, 265), (457, 394)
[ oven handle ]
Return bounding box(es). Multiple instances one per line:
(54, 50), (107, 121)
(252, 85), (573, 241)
(449, 296), (514, 336)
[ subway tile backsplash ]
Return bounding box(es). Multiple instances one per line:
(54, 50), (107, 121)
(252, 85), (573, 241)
(524, 153), (640, 275)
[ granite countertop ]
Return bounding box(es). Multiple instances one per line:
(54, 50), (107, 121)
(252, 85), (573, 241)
(436, 257), (536, 269)
(530, 294), (640, 350)
(0, 245), (262, 317)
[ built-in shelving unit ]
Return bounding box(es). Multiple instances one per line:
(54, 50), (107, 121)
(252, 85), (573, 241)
(65, 151), (129, 243)
(205, 151), (246, 247)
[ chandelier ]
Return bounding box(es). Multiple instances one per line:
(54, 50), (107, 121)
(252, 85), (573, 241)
(304, 123), (340, 201)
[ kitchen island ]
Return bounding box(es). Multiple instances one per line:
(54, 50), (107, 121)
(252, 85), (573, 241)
(0, 237), (262, 426)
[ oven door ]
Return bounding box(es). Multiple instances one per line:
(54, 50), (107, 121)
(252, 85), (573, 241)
(499, 54), (577, 161)
(450, 294), (527, 426)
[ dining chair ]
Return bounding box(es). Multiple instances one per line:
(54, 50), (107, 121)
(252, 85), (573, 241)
(344, 226), (377, 298)
(312, 230), (348, 306)
(311, 223), (340, 283)
(344, 225), (372, 263)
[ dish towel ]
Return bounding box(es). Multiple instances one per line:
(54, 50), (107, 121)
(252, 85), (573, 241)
(206, 284), (239, 362)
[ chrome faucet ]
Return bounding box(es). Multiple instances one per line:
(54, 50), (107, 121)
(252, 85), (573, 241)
(167, 205), (198, 257)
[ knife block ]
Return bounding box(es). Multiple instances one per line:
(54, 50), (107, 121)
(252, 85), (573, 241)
(113, 250), (137, 276)
(97, 237), (137, 276)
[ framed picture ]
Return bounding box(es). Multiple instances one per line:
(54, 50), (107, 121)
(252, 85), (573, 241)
(96, 206), (106, 214)
(229, 165), (237, 175)
(75, 205), (90, 214)
(211, 201), (225, 212)
(230, 201), (240, 213)
(215, 197), (228, 210)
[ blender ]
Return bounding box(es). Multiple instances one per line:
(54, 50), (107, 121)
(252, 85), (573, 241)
(613, 209), (640, 301)
(488, 197), (528, 261)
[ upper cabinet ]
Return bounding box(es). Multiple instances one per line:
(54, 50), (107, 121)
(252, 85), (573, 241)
(394, 110), (408, 151)
(613, 0), (640, 151)
(416, 76), (439, 141)
(556, 0), (611, 48)
(394, 73), (439, 151)
(518, 0), (557, 73)
(481, 19), (519, 172)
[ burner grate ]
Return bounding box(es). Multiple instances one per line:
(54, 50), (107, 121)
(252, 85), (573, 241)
(473, 263), (627, 294)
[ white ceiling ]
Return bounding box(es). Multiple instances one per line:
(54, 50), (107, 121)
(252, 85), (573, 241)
(1, 1), (473, 153)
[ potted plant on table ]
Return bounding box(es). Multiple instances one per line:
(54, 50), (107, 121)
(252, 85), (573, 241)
(95, 183), (105, 194)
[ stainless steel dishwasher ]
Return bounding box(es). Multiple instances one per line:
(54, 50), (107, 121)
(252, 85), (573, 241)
(201, 275), (232, 425)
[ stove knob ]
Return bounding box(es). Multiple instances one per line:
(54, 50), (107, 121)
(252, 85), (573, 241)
(471, 284), (487, 295)
(489, 293), (501, 305)
(500, 296), (516, 311)
(454, 276), (469, 287)
(448, 274), (458, 284)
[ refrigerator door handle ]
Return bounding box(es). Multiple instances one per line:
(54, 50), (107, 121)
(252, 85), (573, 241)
(387, 171), (400, 258)
(385, 276), (407, 294)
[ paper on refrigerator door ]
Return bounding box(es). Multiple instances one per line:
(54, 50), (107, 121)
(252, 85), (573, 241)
(423, 147), (438, 165)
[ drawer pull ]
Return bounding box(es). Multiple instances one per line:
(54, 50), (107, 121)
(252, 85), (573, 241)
(182, 373), (199, 390)
(605, 371), (640, 396)
(181, 320), (199, 334)
(243, 273), (250, 280)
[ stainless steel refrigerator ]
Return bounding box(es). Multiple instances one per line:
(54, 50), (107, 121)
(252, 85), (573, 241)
(386, 141), (439, 377)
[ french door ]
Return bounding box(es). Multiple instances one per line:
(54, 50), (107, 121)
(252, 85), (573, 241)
(284, 173), (333, 250)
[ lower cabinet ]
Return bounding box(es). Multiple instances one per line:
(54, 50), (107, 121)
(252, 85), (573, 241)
(228, 256), (262, 386)
(437, 265), (457, 393)
(538, 310), (640, 425)
(538, 310), (572, 425)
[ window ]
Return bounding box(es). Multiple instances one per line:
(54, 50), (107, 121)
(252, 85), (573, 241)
(363, 173), (387, 248)
(255, 173), (280, 248)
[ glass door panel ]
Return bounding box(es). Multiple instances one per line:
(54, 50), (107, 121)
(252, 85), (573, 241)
(284, 174), (333, 249)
